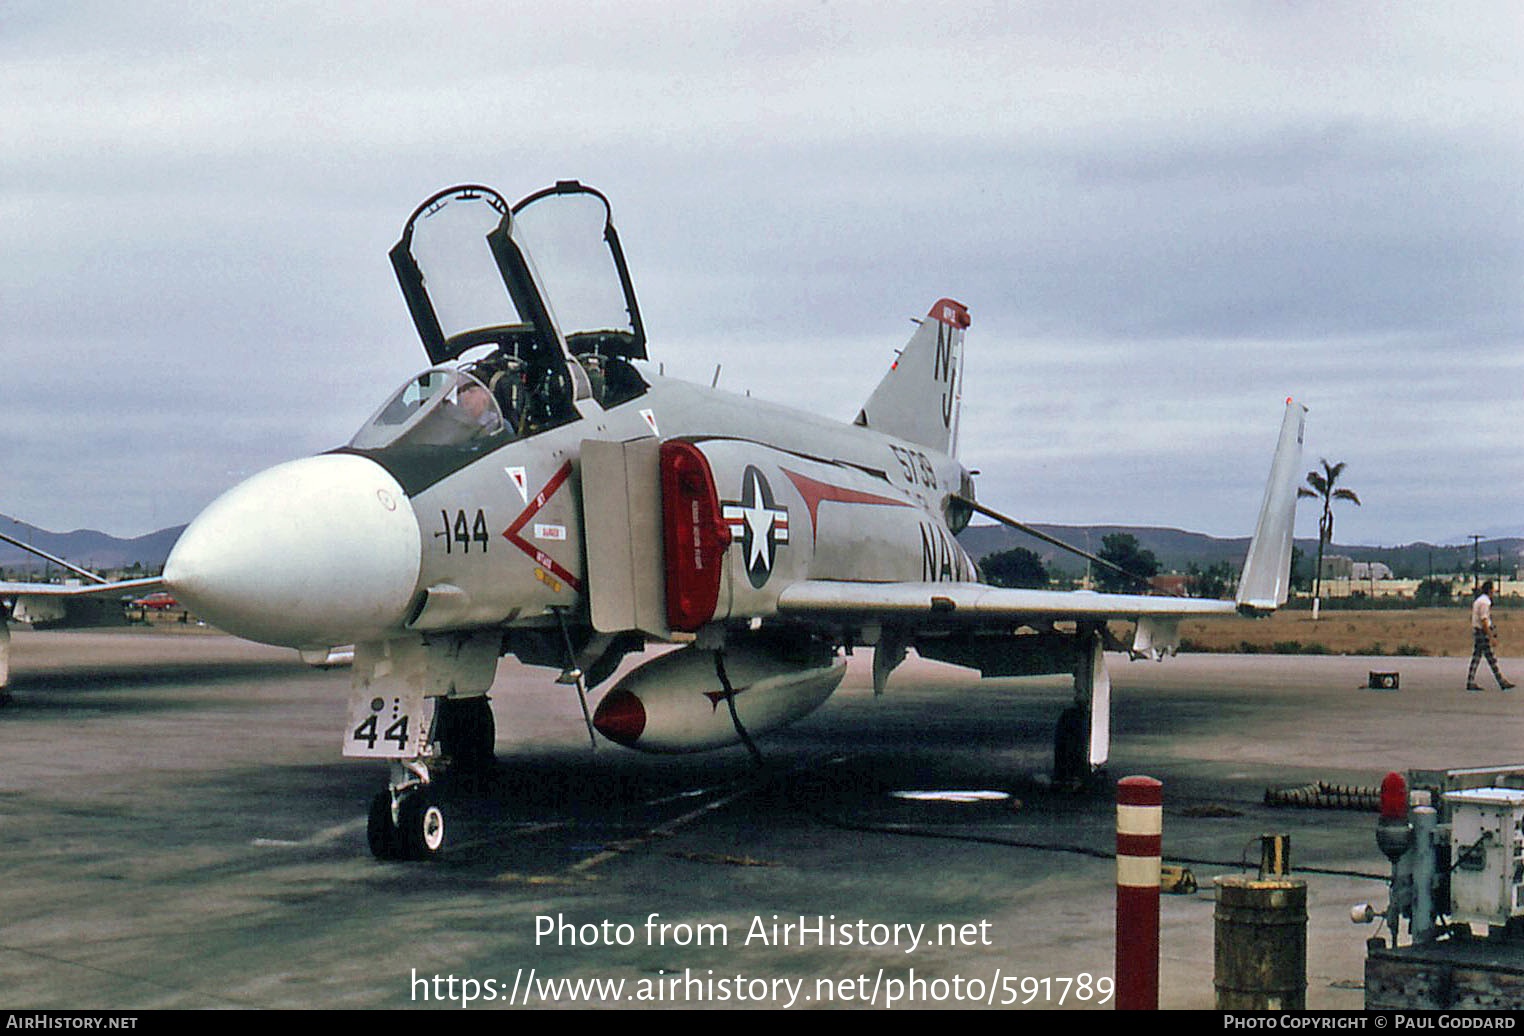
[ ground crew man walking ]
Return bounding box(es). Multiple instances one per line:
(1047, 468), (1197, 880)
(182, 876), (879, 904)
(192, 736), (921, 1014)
(1468, 581), (1515, 691)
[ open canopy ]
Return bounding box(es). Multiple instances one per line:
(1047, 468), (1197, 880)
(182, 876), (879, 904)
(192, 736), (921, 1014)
(389, 181), (645, 367)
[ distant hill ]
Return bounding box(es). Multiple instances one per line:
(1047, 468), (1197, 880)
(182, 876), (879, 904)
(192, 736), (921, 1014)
(1442, 525), (1524, 544)
(0, 516), (184, 575)
(957, 523), (1523, 580)
(1350, 538), (1524, 580)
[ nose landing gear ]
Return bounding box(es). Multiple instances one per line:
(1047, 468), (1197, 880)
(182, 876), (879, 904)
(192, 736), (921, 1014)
(346, 635), (502, 861)
(368, 760), (454, 861)
(366, 695), (497, 861)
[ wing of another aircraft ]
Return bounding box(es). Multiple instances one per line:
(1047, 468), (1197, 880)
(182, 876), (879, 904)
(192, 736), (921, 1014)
(0, 528), (163, 611)
(0, 577), (163, 600)
(0, 576), (164, 690)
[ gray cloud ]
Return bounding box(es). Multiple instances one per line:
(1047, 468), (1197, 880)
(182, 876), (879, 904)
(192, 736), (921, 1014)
(1, 2), (1519, 546)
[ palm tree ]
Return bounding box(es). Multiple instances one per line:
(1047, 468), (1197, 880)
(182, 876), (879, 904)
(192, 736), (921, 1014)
(1297, 459), (1361, 616)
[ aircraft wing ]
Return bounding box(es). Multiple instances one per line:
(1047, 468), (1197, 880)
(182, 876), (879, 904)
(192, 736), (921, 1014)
(776, 580), (1239, 624)
(777, 579), (1236, 664)
(0, 527), (164, 603)
(0, 577), (163, 600)
(0, 525), (164, 609)
(779, 397), (1307, 660)
(2, 576), (163, 628)
(1, 577), (166, 689)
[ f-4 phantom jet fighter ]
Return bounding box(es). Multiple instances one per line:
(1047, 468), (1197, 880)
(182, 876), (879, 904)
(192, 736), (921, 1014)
(162, 182), (1304, 860)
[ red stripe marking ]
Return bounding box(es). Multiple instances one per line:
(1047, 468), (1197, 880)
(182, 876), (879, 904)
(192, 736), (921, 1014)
(501, 461), (582, 592)
(1117, 776), (1162, 807)
(1116, 833), (1162, 857)
(779, 467), (911, 537)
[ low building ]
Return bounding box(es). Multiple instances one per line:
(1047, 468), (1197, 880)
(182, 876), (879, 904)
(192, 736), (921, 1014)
(1318, 555), (1393, 581)
(1311, 577), (1523, 601)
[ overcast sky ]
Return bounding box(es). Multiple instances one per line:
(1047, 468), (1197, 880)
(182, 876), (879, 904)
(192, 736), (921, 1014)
(3, 2), (1520, 546)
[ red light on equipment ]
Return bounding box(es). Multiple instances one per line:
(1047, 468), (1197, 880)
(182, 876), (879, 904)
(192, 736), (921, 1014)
(1380, 772), (1408, 821)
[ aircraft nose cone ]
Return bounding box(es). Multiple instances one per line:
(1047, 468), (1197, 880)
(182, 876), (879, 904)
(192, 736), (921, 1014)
(592, 689), (646, 747)
(164, 454), (422, 647)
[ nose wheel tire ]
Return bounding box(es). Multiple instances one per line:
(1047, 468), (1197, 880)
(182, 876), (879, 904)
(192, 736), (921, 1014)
(369, 787), (450, 861)
(397, 789), (449, 859)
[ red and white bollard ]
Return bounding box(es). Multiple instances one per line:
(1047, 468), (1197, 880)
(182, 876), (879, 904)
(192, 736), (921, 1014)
(1116, 775), (1162, 1010)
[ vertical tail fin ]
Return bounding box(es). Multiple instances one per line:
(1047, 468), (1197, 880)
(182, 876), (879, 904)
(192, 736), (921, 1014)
(853, 299), (969, 456)
(1236, 399), (1308, 612)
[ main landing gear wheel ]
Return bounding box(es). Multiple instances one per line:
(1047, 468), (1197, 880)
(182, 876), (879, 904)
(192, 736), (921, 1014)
(396, 789), (449, 860)
(1053, 706), (1089, 788)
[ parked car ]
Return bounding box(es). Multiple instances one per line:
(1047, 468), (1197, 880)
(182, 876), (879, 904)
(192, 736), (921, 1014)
(129, 591), (180, 611)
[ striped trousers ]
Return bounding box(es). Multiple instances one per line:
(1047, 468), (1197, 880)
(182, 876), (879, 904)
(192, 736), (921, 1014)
(1469, 628), (1505, 686)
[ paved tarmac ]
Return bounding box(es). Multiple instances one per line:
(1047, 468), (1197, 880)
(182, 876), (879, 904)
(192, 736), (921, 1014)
(2, 627), (1521, 1010)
